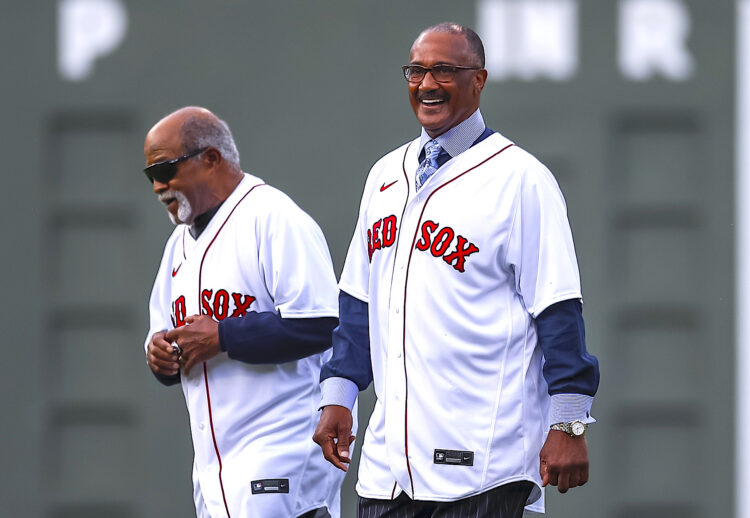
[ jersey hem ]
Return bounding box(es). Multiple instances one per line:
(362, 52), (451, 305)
(355, 476), (542, 505)
(530, 291), (582, 319)
(293, 502), (329, 518)
(277, 308), (339, 319)
(338, 283), (369, 304)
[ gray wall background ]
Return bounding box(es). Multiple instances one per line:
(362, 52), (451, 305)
(0, 1), (736, 517)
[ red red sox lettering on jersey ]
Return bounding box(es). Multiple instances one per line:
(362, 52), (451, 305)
(338, 133), (582, 512)
(368, 215), (480, 272)
(146, 174), (345, 517)
(171, 291), (256, 328)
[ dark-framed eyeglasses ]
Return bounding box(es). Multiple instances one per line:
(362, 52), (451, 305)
(143, 148), (207, 184)
(402, 64), (482, 83)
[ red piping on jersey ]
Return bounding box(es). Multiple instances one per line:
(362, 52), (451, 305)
(196, 181), (266, 518)
(203, 362), (231, 516)
(395, 143), (416, 496)
(398, 143), (513, 499)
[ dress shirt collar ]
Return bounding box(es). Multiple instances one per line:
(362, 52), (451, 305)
(418, 109), (486, 159)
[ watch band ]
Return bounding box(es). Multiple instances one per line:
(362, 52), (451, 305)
(550, 420), (587, 437)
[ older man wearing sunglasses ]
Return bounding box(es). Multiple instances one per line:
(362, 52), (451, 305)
(142, 106), (348, 518)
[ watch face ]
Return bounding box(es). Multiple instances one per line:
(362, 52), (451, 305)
(571, 421), (585, 436)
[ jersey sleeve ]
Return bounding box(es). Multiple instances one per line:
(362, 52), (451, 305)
(505, 160), (582, 318)
(144, 233), (181, 386)
(257, 192), (339, 318)
(338, 175), (376, 302)
(144, 234), (178, 353)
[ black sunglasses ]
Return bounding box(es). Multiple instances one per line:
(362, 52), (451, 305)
(143, 148), (206, 184)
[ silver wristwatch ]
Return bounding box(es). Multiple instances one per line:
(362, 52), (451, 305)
(550, 420), (587, 438)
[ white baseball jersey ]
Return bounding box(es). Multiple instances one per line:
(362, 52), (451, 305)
(145, 173), (346, 518)
(340, 132), (582, 512)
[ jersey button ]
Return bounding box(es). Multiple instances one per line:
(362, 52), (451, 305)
(199, 423), (206, 431)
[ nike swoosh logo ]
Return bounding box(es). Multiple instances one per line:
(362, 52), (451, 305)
(172, 264), (182, 277)
(380, 180), (398, 192)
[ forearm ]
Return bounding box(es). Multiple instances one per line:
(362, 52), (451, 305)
(218, 311), (338, 364)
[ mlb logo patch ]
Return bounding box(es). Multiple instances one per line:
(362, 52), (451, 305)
(251, 478), (290, 494)
(434, 449), (474, 466)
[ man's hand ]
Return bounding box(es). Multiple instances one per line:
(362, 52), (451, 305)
(540, 430), (589, 493)
(147, 331), (180, 376)
(312, 405), (356, 472)
(164, 315), (221, 375)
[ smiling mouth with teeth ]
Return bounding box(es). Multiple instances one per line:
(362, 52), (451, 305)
(421, 98), (446, 105)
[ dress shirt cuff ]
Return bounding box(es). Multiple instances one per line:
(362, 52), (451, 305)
(549, 394), (596, 426)
(319, 377), (359, 411)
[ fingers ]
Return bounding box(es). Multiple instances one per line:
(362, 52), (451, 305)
(149, 343), (175, 362)
(147, 354), (179, 375)
(544, 464), (559, 489)
(313, 432), (349, 472)
(539, 431), (590, 493)
(326, 438), (349, 471)
(163, 316), (220, 375)
(152, 331), (171, 347)
(148, 335), (180, 375)
(541, 462), (588, 493)
(163, 328), (177, 343)
(313, 407), (354, 472)
(556, 471), (570, 493)
(337, 428), (352, 462)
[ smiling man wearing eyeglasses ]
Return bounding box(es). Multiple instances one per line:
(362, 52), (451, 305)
(313, 23), (600, 518)
(142, 106), (348, 518)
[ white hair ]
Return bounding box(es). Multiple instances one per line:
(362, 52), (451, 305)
(180, 115), (241, 170)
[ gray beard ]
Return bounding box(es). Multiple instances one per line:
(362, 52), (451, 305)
(159, 190), (193, 225)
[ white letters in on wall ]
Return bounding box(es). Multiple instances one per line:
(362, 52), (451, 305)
(478, 0), (578, 81)
(619, 0), (694, 81)
(58, 0), (128, 81)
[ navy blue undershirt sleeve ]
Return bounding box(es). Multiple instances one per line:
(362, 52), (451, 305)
(152, 371), (181, 386)
(536, 299), (600, 396)
(319, 291), (373, 391)
(218, 312), (338, 364)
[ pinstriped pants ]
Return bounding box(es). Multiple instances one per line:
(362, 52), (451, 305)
(357, 481), (534, 518)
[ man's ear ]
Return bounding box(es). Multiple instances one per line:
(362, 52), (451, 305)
(203, 147), (222, 170)
(473, 69), (488, 95)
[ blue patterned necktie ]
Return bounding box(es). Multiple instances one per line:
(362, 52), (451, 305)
(416, 139), (442, 191)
